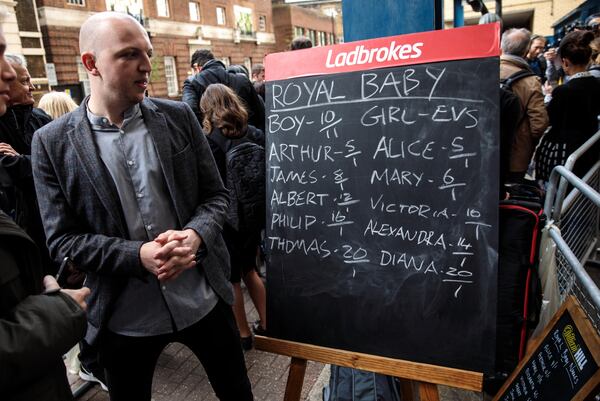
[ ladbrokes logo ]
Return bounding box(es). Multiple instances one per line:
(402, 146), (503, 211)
(325, 41), (424, 68)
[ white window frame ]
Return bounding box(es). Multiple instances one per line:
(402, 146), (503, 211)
(67, 0), (85, 5)
(164, 56), (178, 97)
(221, 57), (230, 67)
(216, 6), (226, 26)
(156, 0), (169, 18)
(189, 2), (200, 21)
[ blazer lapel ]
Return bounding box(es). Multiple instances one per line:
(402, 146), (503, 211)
(139, 99), (183, 227)
(66, 104), (128, 237)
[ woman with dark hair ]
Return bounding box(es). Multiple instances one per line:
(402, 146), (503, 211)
(535, 30), (600, 184)
(200, 83), (267, 350)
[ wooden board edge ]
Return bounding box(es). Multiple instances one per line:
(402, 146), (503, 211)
(491, 296), (600, 401)
(572, 370), (600, 401)
(254, 335), (483, 391)
(566, 296), (600, 366)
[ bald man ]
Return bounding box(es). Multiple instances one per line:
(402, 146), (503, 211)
(31, 12), (252, 401)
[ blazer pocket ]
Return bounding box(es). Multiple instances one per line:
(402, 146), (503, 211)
(172, 143), (192, 162)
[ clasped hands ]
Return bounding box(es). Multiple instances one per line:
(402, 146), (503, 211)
(140, 229), (202, 282)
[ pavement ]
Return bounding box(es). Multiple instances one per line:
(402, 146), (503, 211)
(68, 283), (488, 401)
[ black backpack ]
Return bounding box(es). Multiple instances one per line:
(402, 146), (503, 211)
(323, 366), (402, 401)
(209, 129), (266, 233)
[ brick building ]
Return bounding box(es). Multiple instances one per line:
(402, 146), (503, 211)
(36, 0), (276, 102)
(272, 1), (337, 53)
(1, 0), (50, 98)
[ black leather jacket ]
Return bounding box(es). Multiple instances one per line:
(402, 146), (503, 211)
(182, 59), (265, 131)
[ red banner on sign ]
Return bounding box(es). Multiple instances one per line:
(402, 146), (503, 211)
(265, 23), (500, 81)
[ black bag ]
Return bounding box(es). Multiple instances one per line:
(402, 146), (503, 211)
(323, 366), (402, 401)
(485, 184), (545, 394)
(210, 129), (266, 233)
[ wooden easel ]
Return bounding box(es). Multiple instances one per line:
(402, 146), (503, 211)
(255, 336), (483, 401)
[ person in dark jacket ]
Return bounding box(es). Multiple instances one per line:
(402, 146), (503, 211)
(200, 83), (267, 350)
(182, 49), (265, 131)
(0, 54), (53, 272)
(536, 30), (600, 184)
(0, 20), (89, 401)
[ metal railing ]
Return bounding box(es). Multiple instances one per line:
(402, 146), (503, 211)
(541, 128), (600, 332)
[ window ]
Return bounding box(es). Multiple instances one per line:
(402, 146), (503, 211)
(221, 57), (230, 67)
(164, 57), (178, 96)
(189, 2), (200, 21)
(216, 6), (226, 25)
(234, 5), (253, 36)
(308, 29), (316, 45)
(329, 33), (334, 45)
(76, 58), (90, 96)
(156, 0), (169, 17)
(243, 57), (252, 74)
(258, 15), (266, 32)
(106, 0), (143, 19)
(67, 0), (84, 5)
(294, 26), (303, 38)
(319, 31), (326, 46)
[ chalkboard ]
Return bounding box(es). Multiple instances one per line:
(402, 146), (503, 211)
(264, 24), (501, 374)
(493, 297), (600, 401)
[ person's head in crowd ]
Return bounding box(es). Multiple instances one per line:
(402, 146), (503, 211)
(79, 12), (151, 120)
(38, 91), (78, 119)
(190, 49), (214, 73)
(590, 37), (600, 65)
(251, 64), (265, 83)
(253, 80), (265, 100)
(5, 54), (35, 106)
(227, 64), (249, 79)
(200, 83), (248, 137)
(526, 34), (547, 60)
(501, 28), (531, 58)
(558, 30), (595, 76)
(585, 14), (600, 36)
(0, 22), (16, 116)
(290, 36), (312, 51)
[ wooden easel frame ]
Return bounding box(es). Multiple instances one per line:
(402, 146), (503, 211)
(255, 336), (483, 401)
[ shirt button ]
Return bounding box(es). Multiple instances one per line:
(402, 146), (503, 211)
(162, 286), (166, 291)
(127, 160), (134, 166)
(102, 118), (108, 124)
(119, 129), (125, 135)
(146, 224), (152, 231)
(136, 192), (143, 198)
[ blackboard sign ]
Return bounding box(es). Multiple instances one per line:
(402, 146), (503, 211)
(265, 24), (500, 373)
(493, 297), (600, 401)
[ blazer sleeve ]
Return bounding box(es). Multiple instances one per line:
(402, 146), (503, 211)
(182, 77), (204, 125)
(525, 78), (549, 141)
(0, 290), (86, 390)
(181, 103), (230, 252)
(31, 132), (145, 277)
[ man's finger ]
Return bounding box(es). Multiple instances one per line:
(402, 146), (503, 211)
(154, 241), (188, 259)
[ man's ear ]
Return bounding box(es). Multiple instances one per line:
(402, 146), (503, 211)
(81, 52), (99, 76)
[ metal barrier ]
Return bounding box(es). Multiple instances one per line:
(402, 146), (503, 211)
(541, 128), (600, 332)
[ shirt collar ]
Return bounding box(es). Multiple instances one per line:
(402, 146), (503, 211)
(85, 100), (141, 129)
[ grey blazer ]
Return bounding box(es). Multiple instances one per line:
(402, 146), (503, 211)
(31, 97), (233, 344)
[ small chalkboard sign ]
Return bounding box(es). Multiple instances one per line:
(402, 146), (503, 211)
(493, 296), (600, 401)
(265, 23), (501, 374)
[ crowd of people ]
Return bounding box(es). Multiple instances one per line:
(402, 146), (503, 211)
(0, 6), (598, 401)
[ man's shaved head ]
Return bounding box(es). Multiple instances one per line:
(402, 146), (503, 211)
(79, 12), (147, 55)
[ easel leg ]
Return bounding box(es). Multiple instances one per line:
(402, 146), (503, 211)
(418, 381), (440, 401)
(398, 379), (414, 401)
(283, 357), (307, 401)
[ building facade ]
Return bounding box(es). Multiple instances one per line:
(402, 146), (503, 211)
(37, 0), (276, 102)
(271, 0), (338, 53)
(1, 0), (50, 98)
(443, 0), (588, 36)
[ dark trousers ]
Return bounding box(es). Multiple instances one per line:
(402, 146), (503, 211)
(98, 300), (253, 401)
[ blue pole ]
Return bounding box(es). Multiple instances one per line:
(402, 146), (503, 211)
(454, 0), (464, 27)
